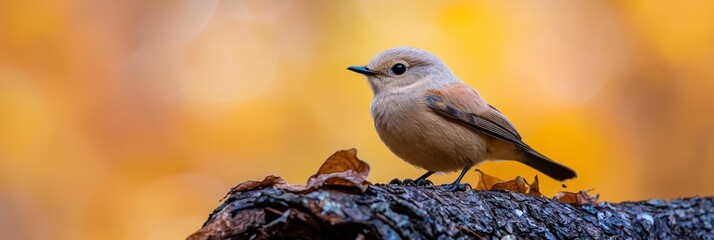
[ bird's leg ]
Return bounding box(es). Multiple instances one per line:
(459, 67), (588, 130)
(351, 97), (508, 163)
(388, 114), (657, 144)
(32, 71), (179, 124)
(442, 166), (472, 191)
(415, 171), (435, 181)
(415, 171), (434, 186)
(389, 171), (435, 186)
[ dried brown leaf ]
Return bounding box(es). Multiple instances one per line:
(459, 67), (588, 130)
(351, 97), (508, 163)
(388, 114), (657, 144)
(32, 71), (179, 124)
(306, 148), (371, 192)
(527, 175), (545, 197)
(554, 189), (599, 205)
(475, 171), (547, 198)
(307, 170), (370, 192)
(578, 190), (599, 204)
(491, 176), (529, 194)
(222, 149), (372, 199)
(312, 148), (370, 177)
(475, 169), (504, 190)
(554, 191), (578, 204)
(222, 175), (293, 201)
(229, 175), (287, 193)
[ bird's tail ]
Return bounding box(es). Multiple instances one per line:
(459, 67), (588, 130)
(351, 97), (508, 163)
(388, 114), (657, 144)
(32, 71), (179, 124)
(519, 150), (576, 181)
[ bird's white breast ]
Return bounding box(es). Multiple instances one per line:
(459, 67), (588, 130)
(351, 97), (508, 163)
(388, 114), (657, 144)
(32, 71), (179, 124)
(371, 92), (488, 172)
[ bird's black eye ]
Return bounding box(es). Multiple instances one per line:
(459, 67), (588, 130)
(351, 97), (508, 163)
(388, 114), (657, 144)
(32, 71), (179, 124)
(391, 63), (407, 75)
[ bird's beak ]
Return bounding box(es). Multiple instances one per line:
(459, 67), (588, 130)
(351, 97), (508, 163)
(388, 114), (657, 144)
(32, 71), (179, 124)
(347, 66), (379, 76)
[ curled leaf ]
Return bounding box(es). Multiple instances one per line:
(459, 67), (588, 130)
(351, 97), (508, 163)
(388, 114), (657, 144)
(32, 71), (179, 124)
(229, 175), (287, 193)
(554, 189), (599, 205)
(223, 148), (372, 199)
(222, 175), (292, 201)
(491, 176), (529, 194)
(475, 169), (504, 190)
(307, 148), (371, 192)
(307, 170), (370, 192)
(475, 171), (563, 200)
(527, 175), (545, 198)
(312, 148), (370, 176)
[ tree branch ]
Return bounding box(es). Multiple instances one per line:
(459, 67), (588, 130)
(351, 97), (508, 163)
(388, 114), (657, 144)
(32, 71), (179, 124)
(188, 184), (714, 239)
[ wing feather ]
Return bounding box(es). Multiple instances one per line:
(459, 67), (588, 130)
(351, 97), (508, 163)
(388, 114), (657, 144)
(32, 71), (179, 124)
(423, 94), (532, 151)
(483, 105), (521, 140)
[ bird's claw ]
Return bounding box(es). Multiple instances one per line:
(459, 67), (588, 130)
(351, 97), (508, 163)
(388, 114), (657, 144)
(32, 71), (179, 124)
(401, 178), (416, 186)
(388, 178), (433, 187)
(416, 179), (433, 186)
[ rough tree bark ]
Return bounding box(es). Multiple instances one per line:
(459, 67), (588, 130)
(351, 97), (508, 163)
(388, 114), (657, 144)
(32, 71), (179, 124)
(188, 184), (714, 239)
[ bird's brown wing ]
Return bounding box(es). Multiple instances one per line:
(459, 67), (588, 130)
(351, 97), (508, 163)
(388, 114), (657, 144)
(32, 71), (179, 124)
(484, 104), (522, 140)
(423, 88), (577, 181)
(423, 93), (532, 151)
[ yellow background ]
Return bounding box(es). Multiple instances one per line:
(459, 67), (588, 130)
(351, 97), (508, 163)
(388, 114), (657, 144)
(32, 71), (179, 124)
(1, 1), (713, 239)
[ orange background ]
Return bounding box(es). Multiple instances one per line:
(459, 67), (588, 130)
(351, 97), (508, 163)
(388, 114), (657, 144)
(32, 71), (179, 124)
(1, 1), (713, 239)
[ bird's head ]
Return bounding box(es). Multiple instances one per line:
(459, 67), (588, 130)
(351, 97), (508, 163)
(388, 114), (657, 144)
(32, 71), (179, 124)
(348, 47), (457, 95)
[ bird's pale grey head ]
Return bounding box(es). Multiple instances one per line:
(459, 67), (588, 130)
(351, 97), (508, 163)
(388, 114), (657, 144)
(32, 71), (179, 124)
(348, 47), (457, 95)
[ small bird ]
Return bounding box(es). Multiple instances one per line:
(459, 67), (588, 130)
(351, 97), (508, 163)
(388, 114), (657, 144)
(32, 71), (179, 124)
(347, 47), (576, 190)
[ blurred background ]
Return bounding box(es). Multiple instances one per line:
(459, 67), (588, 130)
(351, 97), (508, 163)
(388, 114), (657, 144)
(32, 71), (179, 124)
(1, 0), (713, 239)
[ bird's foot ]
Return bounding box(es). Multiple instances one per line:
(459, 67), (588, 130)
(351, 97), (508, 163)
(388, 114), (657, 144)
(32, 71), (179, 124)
(388, 178), (415, 186)
(389, 178), (432, 187)
(416, 179), (433, 186)
(440, 183), (471, 192)
(401, 178), (416, 186)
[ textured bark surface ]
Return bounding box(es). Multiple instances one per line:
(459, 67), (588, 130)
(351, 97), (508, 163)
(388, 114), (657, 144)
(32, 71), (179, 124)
(188, 184), (714, 239)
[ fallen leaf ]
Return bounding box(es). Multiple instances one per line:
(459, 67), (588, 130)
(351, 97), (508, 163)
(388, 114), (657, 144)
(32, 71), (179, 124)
(554, 191), (577, 204)
(229, 175), (287, 193)
(224, 177), (312, 198)
(475, 169), (504, 190)
(222, 149), (371, 199)
(526, 175), (545, 197)
(222, 175), (293, 201)
(307, 170), (370, 192)
(306, 148), (371, 192)
(475, 171), (547, 198)
(491, 176), (529, 194)
(554, 189), (599, 205)
(311, 148), (370, 177)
